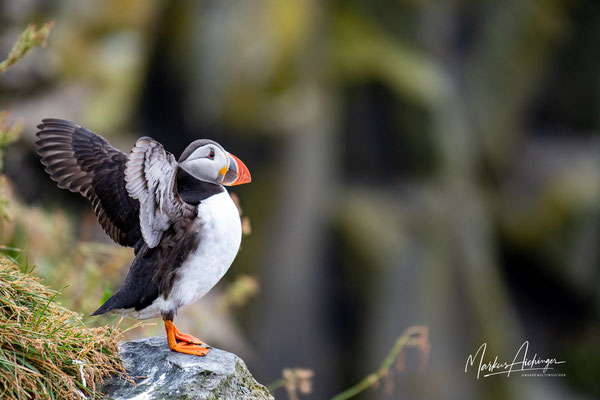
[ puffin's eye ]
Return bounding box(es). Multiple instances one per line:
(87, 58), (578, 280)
(208, 149), (215, 159)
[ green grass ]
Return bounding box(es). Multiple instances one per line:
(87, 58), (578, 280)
(0, 258), (125, 399)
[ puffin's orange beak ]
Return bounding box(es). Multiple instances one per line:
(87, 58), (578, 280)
(223, 152), (251, 186)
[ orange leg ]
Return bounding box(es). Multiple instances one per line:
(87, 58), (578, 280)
(164, 319), (210, 356)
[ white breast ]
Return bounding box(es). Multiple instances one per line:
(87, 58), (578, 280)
(131, 190), (242, 320)
(172, 190), (242, 308)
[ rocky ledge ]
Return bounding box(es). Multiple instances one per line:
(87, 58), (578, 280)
(101, 336), (273, 400)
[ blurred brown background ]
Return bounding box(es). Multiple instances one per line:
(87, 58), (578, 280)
(1, 1), (599, 399)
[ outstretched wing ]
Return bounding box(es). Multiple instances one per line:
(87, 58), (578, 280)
(36, 119), (142, 248)
(125, 137), (195, 248)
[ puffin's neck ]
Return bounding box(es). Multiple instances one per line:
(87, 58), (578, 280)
(176, 167), (225, 205)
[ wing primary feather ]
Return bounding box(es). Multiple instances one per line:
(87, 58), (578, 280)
(35, 119), (142, 248)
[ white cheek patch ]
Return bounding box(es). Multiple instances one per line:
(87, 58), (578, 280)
(180, 145), (228, 183)
(180, 158), (219, 182)
(179, 160), (195, 176)
(186, 146), (209, 161)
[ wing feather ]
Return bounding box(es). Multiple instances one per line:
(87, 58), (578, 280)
(125, 137), (195, 248)
(36, 119), (142, 248)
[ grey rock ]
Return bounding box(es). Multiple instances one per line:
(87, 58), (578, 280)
(101, 336), (274, 400)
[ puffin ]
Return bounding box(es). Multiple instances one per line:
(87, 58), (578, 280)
(35, 118), (251, 356)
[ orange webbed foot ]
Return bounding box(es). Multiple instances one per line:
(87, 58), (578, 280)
(174, 331), (207, 346)
(164, 319), (211, 356)
(170, 341), (211, 356)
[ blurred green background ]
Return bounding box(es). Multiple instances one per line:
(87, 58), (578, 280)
(1, 0), (599, 399)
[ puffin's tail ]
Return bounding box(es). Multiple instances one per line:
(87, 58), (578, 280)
(90, 293), (122, 316)
(91, 246), (159, 317)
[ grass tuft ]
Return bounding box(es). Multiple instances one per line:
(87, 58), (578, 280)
(0, 257), (125, 399)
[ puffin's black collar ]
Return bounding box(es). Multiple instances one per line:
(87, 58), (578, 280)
(176, 167), (224, 205)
